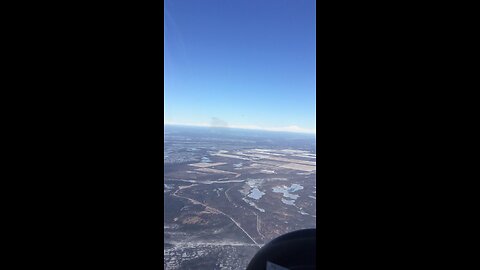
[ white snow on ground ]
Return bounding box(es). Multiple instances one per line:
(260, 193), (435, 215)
(297, 171), (315, 175)
(242, 198), (265, 212)
(281, 198), (295, 205)
(246, 179), (264, 188)
(164, 184), (174, 192)
(169, 179), (245, 184)
(189, 162), (226, 168)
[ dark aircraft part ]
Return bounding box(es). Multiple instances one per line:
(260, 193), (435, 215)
(246, 228), (316, 270)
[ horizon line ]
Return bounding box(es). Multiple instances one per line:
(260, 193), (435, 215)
(164, 122), (316, 135)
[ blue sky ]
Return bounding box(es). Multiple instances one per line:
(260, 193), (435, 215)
(164, 0), (316, 134)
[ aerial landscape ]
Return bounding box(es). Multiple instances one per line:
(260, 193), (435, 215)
(164, 125), (316, 269)
(164, 0), (316, 267)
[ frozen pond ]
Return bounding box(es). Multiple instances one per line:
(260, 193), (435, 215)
(287, 184), (303, 192)
(273, 184), (304, 205)
(272, 185), (302, 200)
(248, 188), (265, 200)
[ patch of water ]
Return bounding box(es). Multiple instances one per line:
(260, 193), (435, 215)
(273, 184), (304, 206)
(248, 188), (265, 200)
(272, 186), (300, 200)
(287, 184), (303, 192)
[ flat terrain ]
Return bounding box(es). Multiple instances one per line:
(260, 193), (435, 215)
(164, 126), (316, 270)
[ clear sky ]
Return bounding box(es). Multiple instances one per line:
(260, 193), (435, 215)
(164, 0), (316, 134)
